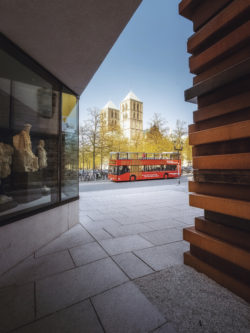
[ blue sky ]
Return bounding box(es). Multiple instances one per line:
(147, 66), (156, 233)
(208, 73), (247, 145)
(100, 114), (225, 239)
(79, 0), (194, 130)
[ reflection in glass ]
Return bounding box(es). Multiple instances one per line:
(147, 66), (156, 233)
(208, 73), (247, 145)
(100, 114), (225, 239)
(0, 49), (59, 221)
(61, 93), (79, 200)
(0, 77), (10, 128)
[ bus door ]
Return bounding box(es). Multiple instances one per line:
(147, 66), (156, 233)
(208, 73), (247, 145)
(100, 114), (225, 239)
(130, 165), (142, 180)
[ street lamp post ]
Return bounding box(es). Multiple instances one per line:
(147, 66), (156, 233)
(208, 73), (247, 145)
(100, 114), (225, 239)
(174, 141), (183, 184)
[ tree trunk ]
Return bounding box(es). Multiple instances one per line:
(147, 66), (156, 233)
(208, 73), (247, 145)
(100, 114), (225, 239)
(93, 147), (95, 170)
(82, 151), (84, 170)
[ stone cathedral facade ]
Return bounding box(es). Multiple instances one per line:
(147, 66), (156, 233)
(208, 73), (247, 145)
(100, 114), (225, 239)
(101, 91), (143, 140)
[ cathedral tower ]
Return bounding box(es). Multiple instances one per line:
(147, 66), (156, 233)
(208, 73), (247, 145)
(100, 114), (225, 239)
(101, 101), (120, 130)
(120, 91), (143, 140)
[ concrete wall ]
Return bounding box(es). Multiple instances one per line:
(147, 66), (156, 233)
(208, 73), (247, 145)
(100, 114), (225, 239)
(0, 200), (79, 276)
(0, 0), (142, 95)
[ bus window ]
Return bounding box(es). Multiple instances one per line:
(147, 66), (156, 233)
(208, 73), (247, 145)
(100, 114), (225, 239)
(147, 153), (154, 159)
(128, 153), (138, 159)
(110, 153), (118, 160)
(154, 153), (160, 159)
(138, 153), (144, 159)
(148, 165), (161, 171)
(165, 165), (177, 171)
(109, 166), (117, 175)
(119, 166), (129, 174)
(119, 153), (128, 159)
(131, 165), (139, 172)
(145, 165), (152, 171)
(161, 153), (167, 159)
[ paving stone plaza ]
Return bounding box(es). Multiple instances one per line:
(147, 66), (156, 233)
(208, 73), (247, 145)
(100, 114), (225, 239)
(1, 179), (249, 332)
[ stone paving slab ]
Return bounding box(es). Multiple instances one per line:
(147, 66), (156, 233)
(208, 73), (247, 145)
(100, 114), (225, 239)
(35, 224), (94, 257)
(99, 235), (153, 255)
(112, 252), (154, 279)
(15, 299), (104, 333)
(79, 204), (97, 212)
(134, 241), (189, 271)
(70, 241), (108, 266)
(101, 212), (129, 220)
(92, 282), (166, 333)
(88, 228), (113, 240)
(78, 214), (94, 224)
(113, 214), (154, 225)
(2, 179), (220, 333)
(87, 211), (127, 221)
(80, 218), (122, 231)
(104, 223), (153, 237)
(140, 209), (181, 221)
(36, 257), (128, 318)
(143, 218), (183, 231)
(0, 283), (34, 332)
(0, 250), (74, 287)
(140, 227), (183, 246)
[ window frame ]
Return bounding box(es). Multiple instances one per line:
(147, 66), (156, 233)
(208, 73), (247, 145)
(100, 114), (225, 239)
(0, 33), (79, 227)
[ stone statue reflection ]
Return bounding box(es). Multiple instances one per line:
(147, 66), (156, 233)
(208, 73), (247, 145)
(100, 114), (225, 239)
(37, 139), (50, 195)
(13, 123), (39, 172)
(37, 140), (47, 169)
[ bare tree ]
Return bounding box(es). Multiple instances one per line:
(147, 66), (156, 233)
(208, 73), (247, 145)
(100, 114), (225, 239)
(79, 125), (89, 170)
(99, 114), (110, 170)
(131, 130), (143, 151)
(149, 113), (169, 136)
(83, 108), (100, 170)
(171, 120), (187, 146)
(146, 113), (169, 146)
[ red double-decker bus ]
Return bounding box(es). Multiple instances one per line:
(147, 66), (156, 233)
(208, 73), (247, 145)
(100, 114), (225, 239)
(108, 152), (181, 182)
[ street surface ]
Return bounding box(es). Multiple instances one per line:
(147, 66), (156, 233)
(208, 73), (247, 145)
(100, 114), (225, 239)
(80, 175), (190, 193)
(2, 175), (248, 333)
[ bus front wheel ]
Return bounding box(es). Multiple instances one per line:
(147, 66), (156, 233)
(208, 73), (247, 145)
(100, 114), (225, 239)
(130, 175), (136, 181)
(164, 173), (168, 179)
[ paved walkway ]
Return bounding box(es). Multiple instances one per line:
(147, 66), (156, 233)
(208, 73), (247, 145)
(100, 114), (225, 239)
(1, 181), (249, 332)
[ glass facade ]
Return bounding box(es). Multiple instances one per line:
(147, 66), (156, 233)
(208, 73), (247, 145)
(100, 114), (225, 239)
(61, 93), (79, 200)
(0, 42), (79, 225)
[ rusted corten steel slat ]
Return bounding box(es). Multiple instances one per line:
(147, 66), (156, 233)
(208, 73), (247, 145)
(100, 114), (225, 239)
(179, 0), (250, 301)
(193, 91), (250, 122)
(189, 181), (250, 201)
(189, 21), (250, 74)
(187, 0), (250, 54)
(193, 45), (250, 84)
(184, 251), (250, 303)
(195, 217), (250, 251)
(189, 120), (250, 145)
(183, 227), (250, 270)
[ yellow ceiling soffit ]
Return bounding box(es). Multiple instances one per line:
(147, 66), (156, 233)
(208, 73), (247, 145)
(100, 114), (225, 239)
(62, 93), (77, 122)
